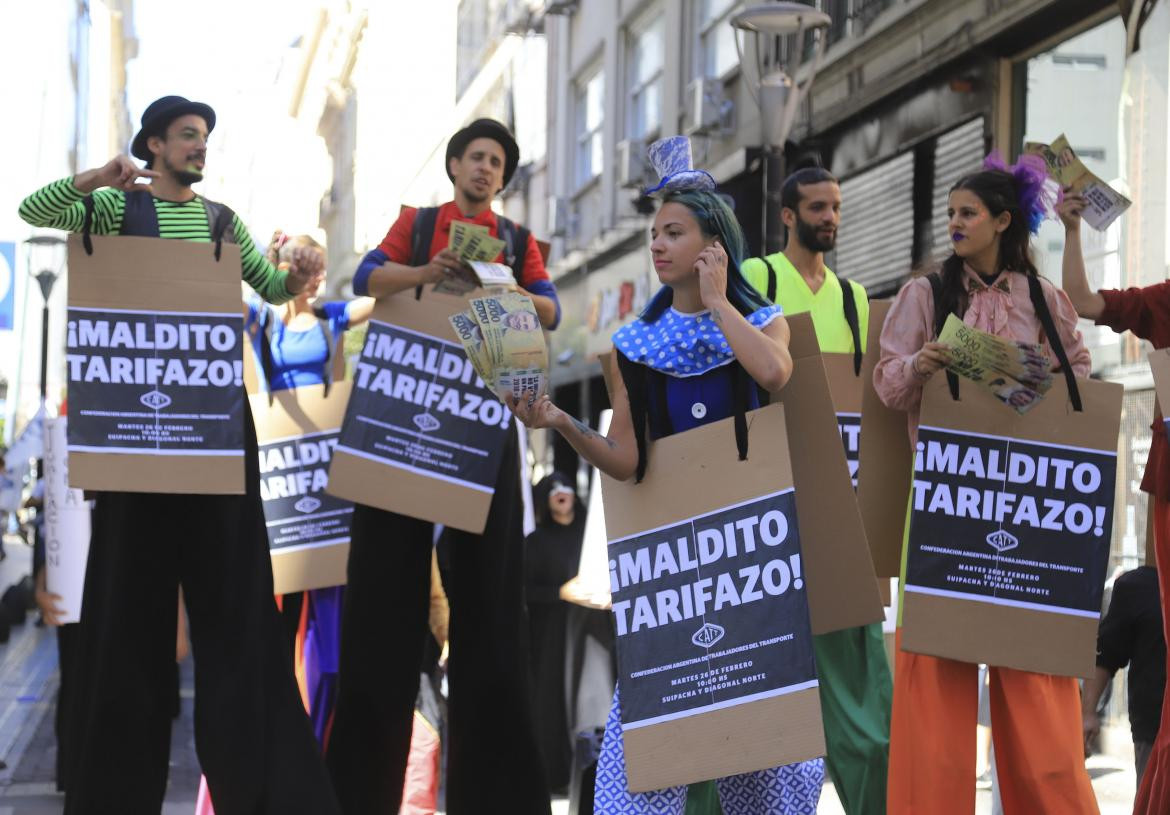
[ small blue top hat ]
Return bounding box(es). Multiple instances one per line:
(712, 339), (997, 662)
(644, 136), (717, 197)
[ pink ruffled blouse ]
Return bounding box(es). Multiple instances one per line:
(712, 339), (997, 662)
(873, 266), (1091, 445)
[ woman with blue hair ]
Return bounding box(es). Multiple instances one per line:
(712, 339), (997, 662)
(508, 137), (824, 813)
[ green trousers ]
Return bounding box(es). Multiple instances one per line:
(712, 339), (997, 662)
(684, 780), (722, 813)
(812, 622), (892, 814)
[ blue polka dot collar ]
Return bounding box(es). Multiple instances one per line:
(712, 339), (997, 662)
(612, 304), (783, 377)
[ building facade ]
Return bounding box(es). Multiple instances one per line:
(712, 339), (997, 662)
(0, 0), (137, 438)
(537, 0), (1169, 749)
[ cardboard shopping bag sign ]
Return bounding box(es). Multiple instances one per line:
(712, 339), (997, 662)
(327, 288), (511, 533)
(252, 382), (354, 594)
(901, 373), (1122, 677)
(822, 351), (862, 490)
(855, 300), (914, 578)
(601, 403), (825, 791)
(772, 313), (883, 634)
(65, 234), (246, 493)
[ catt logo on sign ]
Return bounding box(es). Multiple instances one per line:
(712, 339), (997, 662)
(985, 530), (1019, 553)
(140, 390), (172, 410)
(294, 496), (322, 514)
(691, 623), (725, 648)
(412, 413), (440, 432)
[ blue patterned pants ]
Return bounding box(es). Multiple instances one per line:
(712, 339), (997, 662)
(593, 687), (825, 814)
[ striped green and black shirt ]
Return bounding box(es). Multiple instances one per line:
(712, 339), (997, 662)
(19, 177), (292, 304)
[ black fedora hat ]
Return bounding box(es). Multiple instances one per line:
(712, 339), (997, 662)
(130, 96), (216, 162)
(445, 118), (520, 189)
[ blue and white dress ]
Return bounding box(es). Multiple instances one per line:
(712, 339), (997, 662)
(594, 304), (824, 814)
(245, 297), (352, 392)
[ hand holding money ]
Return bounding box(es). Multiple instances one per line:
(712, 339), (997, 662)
(937, 314), (1053, 413)
(506, 392), (565, 430)
(417, 249), (463, 286)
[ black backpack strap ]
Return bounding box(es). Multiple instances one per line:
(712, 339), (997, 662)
(730, 363), (750, 462)
(411, 206), (440, 300)
(497, 216), (528, 283)
(1025, 274), (1083, 412)
(837, 275), (864, 376)
(81, 195), (96, 255)
(252, 304), (279, 397)
(119, 189), (161, 238)
(312, 304), (337, 398)
(925, 273), (960, 400)
(762, 257), (778, 303)
(200, 199), (237, 261)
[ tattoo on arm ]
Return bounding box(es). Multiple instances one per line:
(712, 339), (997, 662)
(570, 416), (616, 449)
(711, 307), (724, 326)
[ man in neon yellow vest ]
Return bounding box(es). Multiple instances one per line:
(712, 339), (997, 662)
(743, 167), (892, 815)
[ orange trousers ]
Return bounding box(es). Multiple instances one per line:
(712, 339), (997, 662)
(886, 630), (1099, 814)
(1134, 496), (1170, 814)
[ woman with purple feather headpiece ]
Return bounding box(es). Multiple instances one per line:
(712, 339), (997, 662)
(874, 153), (1099, 814)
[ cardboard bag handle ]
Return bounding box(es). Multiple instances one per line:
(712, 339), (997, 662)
(926, 271), (1084, 411)
(81, 195), (96, 256)
(1024, 273), (1083, 412)
(926, 273), (961, 400)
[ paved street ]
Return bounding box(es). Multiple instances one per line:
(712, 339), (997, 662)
(0, 538), (1141, 814)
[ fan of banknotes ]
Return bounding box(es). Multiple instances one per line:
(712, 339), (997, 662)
(434, 221), (518, 295)
(938, 314), (1055, 414)
(449, 293), (549, 402)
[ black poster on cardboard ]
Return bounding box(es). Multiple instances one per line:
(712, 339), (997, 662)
(65, 308), (244, 455)
(610, 490), (817, 729)
(336, 319), (509, 493)
(837, 412), (861, 490)
(259, 429), (353, 551)
(906, 426), (1116, 615)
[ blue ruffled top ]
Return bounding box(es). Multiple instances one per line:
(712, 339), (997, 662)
(612, 304), (783, 378)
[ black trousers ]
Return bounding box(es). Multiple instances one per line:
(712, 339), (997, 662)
(55, 622), (79, 792)
(64, 404), (339, 815)
(327, 429), (551, 814)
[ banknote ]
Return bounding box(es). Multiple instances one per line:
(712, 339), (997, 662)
(467, 261), (516, 289)
(1023, 135), (1131, 231)
(448, 310), (495, 386)
(433, 261), (516, 297)
(938, 314), (1053, 413)
(433, 269), (481, 297)
(449, 220), (505, 263)
(468, 293), (548, 400)
(448, 220), (486, 258)
(939, 315), (1053, 389)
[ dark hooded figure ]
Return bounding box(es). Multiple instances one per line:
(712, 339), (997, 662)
(525, 471), (586, 792)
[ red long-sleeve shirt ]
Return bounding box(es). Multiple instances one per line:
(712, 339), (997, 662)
(1097, 282), (1170, 499)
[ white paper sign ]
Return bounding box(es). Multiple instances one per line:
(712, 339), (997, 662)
(575, 410), (612, 601)
(44, 417), (91, 624)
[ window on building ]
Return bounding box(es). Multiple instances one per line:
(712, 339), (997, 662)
(699, 0), (741, 79)
(576, 69), (605, 188)
(1052, 53), (1107, 70)
(1020, 16), (1128, 376)
(628, 13), (664, 140)
(456, 0), (506, 99)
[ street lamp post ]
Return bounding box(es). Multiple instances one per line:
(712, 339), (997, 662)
(731, 3), (833, 256)
(24, 235), (66, 403)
